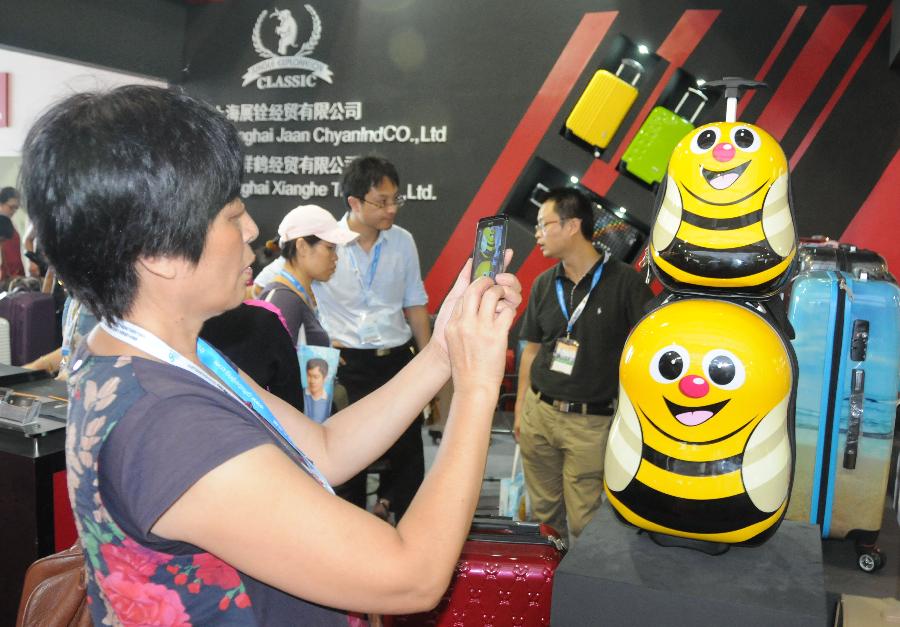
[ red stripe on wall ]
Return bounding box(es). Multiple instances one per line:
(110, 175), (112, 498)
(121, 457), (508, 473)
(579, 9), (721, 198)
(736, 6), (807, 118)
(755, 4), (865, 141)
(840, 148), (900, 272)
(789, 5), (891, 170)
(423, 12), (618, 311)
(509, 10), (721, 308)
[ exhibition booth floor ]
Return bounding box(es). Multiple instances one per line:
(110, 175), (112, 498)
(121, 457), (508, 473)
(421, 428), (900, 618)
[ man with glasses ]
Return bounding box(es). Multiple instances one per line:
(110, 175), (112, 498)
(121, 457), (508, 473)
(514, 186), (652, 544)
(314, 155), (432, 523)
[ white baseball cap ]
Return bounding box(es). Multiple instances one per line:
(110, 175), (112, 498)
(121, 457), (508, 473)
(277, 205), (358, 246)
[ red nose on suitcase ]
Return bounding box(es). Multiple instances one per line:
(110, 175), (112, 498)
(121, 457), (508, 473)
(386, 519), (566, 626)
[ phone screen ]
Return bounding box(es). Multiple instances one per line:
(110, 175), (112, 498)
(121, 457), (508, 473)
(471, 216), (509, 280)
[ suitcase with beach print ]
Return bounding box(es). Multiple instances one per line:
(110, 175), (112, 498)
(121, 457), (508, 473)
(386, 519), (566, 626)
(564, 59), (643, 156)
(785, 270), (900, 572)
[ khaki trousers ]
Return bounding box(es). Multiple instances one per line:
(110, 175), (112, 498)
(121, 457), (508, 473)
(519, 387), (612, 539)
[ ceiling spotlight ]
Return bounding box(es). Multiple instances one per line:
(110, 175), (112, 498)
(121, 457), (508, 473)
(696, 78), (706, 86)
(570, 176), (579, 184)
(637, 44), (650, 55)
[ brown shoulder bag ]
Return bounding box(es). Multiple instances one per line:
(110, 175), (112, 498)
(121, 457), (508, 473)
(16, 543), (91, 627)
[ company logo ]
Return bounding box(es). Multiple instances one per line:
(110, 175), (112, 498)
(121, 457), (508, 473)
(242, 4), (333, 89)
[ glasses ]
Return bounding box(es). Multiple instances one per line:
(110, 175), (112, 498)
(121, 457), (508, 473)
(362, 195), (407, 210)
(535, 218), (566, 234)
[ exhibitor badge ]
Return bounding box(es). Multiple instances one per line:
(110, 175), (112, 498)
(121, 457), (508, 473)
(242, 4), (334, 89)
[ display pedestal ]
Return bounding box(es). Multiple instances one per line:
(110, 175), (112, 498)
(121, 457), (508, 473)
(0, 366), (75, 626)
(552, 500), (827, 626)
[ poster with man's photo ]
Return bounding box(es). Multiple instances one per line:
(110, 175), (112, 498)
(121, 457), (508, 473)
(298, 345), (340, 424)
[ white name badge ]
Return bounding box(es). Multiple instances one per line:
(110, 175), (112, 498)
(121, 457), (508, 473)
(358, 313), (382, 345)
(550, 337), (579, 375)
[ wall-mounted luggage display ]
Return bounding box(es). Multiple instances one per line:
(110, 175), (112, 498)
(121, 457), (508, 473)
(386, 519), (566, 626)
(785, 270), (900, 572)
(564, 59), (643, 157)
(587, 193), (648, 264)
(620, 86), (708, 187)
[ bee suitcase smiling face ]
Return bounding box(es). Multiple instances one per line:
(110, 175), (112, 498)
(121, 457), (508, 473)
(649, 121), (797, 297)
(604, 298), (795, 545)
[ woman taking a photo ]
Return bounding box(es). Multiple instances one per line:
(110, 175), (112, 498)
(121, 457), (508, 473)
(22, 85), (519, 625)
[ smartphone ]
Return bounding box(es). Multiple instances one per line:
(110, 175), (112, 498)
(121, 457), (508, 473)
(471, 215), (509, 281)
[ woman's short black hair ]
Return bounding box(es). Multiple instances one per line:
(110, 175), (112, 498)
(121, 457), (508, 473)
(545, 187), (595, 241)
(20, 85), (243, 322)
(341, 155), (399, 207)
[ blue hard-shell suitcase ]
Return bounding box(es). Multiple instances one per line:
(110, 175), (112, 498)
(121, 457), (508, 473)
(785, 270), (900, 572)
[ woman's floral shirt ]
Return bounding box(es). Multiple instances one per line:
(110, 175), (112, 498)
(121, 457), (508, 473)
(66, 349), (352, 625)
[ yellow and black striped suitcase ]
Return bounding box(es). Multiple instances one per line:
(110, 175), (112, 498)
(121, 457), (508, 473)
(565, 58), (643, 155)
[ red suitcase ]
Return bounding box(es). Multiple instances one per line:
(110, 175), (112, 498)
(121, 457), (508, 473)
(0, 292), (57, 365)
(387, 519), (566, 626)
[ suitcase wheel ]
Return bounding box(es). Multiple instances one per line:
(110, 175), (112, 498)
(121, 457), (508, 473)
(856, 547), (885, 573)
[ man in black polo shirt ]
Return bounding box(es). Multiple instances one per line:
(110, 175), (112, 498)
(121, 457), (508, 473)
(514, 187), (652, 542)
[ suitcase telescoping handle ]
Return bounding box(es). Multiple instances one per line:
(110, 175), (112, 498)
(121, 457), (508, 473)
(702, 76), (766, 122)
(674, 87), (708, 125)
(615, 58), (644, 87)
(843, 368), (865, 470)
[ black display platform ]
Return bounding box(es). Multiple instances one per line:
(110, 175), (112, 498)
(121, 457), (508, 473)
(0, 365), (73, 626)
(552, 500), (828, 626)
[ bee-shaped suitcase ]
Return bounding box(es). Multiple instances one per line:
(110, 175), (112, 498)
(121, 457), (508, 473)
(621, 87), (708, 187)
(648, 120), (797, 298)
(564, 59), (643, 156)
(604, 296), (796, 546)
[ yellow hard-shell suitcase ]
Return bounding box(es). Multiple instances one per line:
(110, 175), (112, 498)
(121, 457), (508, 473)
(565, 59), (643, 156)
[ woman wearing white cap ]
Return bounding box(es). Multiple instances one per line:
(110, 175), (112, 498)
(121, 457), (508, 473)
(259, 204), (358, 347)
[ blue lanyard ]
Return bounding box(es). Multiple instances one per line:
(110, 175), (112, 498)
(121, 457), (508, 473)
(277, 270), (319, 317)
(61, 299), (82, 359)
(197, 340), (333, 492)
(348, 240), (383, 293)
(100, 319), (333, 493)
(555, 263), (604, 336)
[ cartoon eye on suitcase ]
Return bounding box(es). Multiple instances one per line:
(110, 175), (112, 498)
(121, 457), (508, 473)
(564, 59), (644, 157)
(621, 87), (708, 188)
(605, 78), (799, 551)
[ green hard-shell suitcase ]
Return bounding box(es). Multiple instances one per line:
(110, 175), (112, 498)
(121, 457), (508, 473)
(621, 87), (707, 186)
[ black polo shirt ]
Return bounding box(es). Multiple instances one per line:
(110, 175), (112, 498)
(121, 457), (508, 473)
(520, 257), (653, 404)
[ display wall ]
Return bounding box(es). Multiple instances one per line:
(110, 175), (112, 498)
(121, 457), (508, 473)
(2, 0), (898, 311)
(179, 0), (900, 310)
